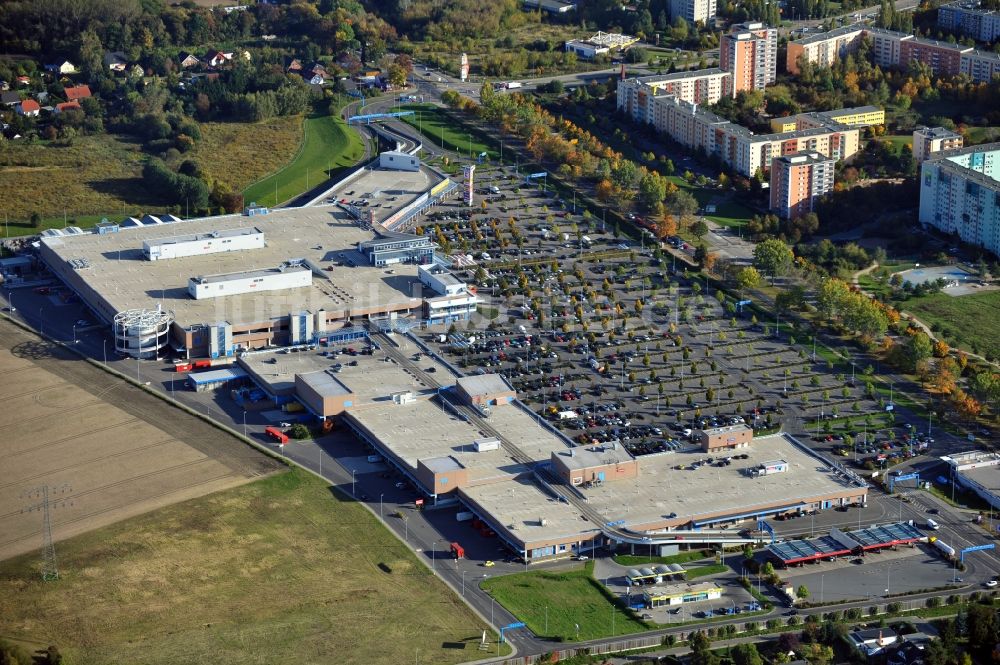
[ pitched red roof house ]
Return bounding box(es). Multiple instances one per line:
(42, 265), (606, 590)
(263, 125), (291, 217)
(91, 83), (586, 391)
(55, 101), (81, 113)
(64, 85), (92, 101)
(17, 99), (40, 116)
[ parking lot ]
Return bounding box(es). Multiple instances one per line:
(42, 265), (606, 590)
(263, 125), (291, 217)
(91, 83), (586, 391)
(415, 165), (934, 471)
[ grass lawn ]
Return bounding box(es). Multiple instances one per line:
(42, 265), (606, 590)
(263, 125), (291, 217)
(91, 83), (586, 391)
(242, 107), (365, 207)
(399, 104), (499, 160)
(903, 289), (1000, 360)
(965, 126), (1000, 145)
(856, 261), (917, 299)
(0, 468), (506, 665)
(613, 549), (713, 567)
(481, 562), (649, 641)
(705, 198), (756, 228)
(882, 135), (912, 153)
(685, 563), (730, 579)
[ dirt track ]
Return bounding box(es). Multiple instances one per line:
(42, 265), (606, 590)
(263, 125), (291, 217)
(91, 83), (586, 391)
(0, 318), (283, 562)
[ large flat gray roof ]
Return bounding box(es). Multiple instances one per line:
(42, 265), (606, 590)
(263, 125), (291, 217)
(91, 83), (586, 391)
(583, 434), (862, 530)
(40, 204), (424, 328)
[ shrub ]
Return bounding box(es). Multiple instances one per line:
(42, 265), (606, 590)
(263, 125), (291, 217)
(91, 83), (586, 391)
(289, 423), (310, 439)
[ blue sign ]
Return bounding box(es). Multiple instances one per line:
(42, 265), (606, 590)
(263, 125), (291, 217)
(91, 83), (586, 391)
(504, 622), (525, 630)
(606, 520), (626, 527)
(960, 543), (995, 562)
(529, 172), (546, 179)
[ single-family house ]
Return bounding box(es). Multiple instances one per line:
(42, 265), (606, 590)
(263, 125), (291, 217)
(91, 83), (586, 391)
(55, 101), (82, 114)
(63, 85), (92, 102)
(16, 100), (40, 117)
(850, 627), (899, 657)
(306, 74), (327, 85)
(103, 51), (128, 72)
(286, 58), (303, 73)
(1, 91), (20, 106)
(204, 49), (234, 67)
(178, 52), (200, 69)
(45, 61), (77, 75)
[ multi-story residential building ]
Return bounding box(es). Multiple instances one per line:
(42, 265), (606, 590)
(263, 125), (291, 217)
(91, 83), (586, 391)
(900, 38), (972, 76)
(720, 22), (777, 92)
(785, 24), (866, 74)
(770, 151), (836, 219)
(669, 0), (717, 26)
(938, 1), (1000, 43)
(770, 106), (885, 133)
(787, 25), (1000, 83)
(912, 126), (964, 163)
(617, 69), (733, 122)
(865, 27), (914, 68)
(961, 49), (1000, 82)
(919, 143), (1000, 256)
(621, 93), (860, 176)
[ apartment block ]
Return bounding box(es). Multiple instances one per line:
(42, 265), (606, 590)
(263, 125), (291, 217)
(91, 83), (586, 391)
(618, 92), (860, 177)
(785, 24), (867, 74)
(720, 22), (777, 92)
(912, 126), (964, 163)
(617, 69), (733, 124)
(770, 151), (836, 219)
(669, 0), (718, 26)
(961, 49), (1000, 83)
(919, 143), (1000, 256)
(771, 106), (885, 133)
(938, 1), (1000, 43)
(900, 38), (972, 76)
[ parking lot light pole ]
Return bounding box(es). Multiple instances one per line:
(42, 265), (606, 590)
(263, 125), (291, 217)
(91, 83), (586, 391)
(242, 411), (247, 438)
(432, 540), (439, 570)
(352, 469), (356, 497)
(380, 493), (384, 519)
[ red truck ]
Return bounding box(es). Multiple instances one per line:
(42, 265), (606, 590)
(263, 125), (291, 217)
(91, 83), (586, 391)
(265, 426), (289, 445)
(450, 542), (465, 559)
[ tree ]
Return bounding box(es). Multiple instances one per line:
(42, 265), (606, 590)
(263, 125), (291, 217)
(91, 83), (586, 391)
(732, 643), (763, 665)
(797, 584), (809, 599)
(690, 220), (709, 238)
(967, 604), (999, 656)
(638, 171), (668, 212)
(656, 213), (678, 240)
(689, 631), (718, 665)
(753, 239), (794, 284)
(29, 212), (42, 229)
(736, 266), (762, 294)
(289, 423), (310, 439)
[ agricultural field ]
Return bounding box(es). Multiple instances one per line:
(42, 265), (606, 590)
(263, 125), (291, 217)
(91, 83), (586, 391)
(242, 109), (366, 207)
(481, 563), (649, 641)
(0, 317), (280, 562)
(0, 468), (502, 665)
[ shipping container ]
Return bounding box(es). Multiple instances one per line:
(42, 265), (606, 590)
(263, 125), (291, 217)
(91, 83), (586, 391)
(174, 362), (193, 372)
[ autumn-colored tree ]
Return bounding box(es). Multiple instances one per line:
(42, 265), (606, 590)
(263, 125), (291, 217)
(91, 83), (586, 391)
(656, 213), (678, 240)
(595, 179), (614, 202)
(703, 251), (718, 274)
(933, 339), (949, 358)
(933, 356), (958, 393)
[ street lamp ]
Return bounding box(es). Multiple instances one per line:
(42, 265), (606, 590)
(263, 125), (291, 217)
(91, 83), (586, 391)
(432, 540), (440, 570)
(7, 290), (14, 313)
(242, 411), (247, 438)
(352, 469), (356, 497)
(380, 493), (384, 519)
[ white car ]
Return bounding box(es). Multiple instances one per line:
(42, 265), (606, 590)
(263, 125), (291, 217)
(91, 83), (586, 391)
(575, 555), (589, 561)
(986, 580), (998, 588)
